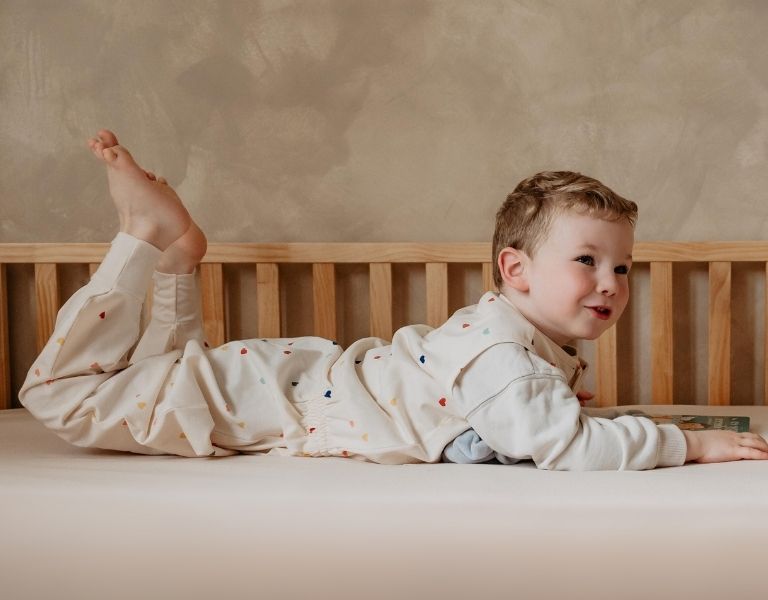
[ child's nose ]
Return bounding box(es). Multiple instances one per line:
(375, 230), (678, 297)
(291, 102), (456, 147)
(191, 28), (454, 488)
(598, 272), (618, 296)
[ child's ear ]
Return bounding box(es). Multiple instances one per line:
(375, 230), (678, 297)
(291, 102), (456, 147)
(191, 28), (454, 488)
(497, 247), (530, 293)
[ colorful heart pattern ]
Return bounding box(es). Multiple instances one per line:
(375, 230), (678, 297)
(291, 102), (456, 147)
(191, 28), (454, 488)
(81, 293), (508, 457)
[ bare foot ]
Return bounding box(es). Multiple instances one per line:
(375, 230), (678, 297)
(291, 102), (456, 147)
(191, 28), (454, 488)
(156, 222), (208, 274)
(87, 129), (190, 251)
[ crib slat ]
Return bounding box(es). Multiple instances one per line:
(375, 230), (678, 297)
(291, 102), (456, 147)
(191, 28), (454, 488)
(650, 262), (674, 404)
(369, 263), (393, 339)
(312, 264), (337, 340)
(596, 325), (618, 407)
(0, 264), (10, 409)
(34, 264), (59, 354)
(257, 263), (281, 338)
(708, 262), (731, 406)
(482, 263), (495, 293)
(765, 263), (768, 405)
(426, 263), (448, 328)
(200, 263), (226, 348)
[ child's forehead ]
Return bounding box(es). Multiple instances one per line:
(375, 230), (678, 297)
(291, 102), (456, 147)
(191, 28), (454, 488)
(542, 211), (634, 253)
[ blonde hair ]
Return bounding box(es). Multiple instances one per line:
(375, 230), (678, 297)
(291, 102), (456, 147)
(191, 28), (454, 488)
(492, 171), (638, 288)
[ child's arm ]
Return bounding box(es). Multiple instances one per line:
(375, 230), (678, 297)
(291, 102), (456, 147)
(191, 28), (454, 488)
(682, 430), (768, 463)
(456, 343), (687, 470)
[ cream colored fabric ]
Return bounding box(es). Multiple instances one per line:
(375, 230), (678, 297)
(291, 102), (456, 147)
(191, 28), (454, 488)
(1, 405), (767, 600)
(19, 232), (685, 468)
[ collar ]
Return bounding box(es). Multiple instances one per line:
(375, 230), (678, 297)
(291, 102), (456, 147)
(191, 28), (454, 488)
(493, 292), (585, 387)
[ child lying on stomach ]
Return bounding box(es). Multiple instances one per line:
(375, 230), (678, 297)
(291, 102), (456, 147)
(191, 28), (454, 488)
(19, 129), (768, 469)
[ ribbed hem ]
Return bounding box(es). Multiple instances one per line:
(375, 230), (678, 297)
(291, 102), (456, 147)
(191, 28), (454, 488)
(91, 232), (162, 300)
(656, 424), (688, 467)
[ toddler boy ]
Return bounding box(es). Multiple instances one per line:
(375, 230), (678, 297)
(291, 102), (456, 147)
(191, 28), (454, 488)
(19, 130), (768, 468)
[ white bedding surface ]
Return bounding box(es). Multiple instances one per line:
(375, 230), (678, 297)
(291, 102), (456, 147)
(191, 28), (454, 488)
(2, 405), (768, 600)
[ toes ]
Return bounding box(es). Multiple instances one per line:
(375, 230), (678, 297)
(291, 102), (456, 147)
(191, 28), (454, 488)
(145, 171), (157, 181)
(88, 138), (106, 161)
(158, 176), (167, 185)
(102, 144), (137, 168)
(88, 130), (121, 163)
(96, 129), (119, 148)
(101, 147), (118, 162)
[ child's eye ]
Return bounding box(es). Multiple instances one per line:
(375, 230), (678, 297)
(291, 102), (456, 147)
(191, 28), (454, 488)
(615, 265), (630, 275)
(575, 255), (595, 266)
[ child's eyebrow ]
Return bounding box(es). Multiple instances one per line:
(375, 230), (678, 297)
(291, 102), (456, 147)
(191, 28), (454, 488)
(579, 243), (633, 261)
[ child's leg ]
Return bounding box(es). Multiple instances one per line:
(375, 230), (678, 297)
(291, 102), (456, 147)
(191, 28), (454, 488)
(130, 223), (209, 363)
(19, 130), (233, 457)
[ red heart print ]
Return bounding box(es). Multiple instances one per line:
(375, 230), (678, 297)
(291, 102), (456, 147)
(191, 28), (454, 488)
(438, 397), (446, 406)
(99, 311), (106, 319)
(462, 323), (470, 328)
(240, 348), (248, 355)
(283, 350), (292, 355)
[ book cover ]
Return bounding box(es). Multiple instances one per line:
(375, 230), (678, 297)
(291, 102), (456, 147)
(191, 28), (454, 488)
(624, 410), (750, 433)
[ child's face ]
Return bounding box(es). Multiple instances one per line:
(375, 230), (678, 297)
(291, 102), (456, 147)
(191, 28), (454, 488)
(519, 211), (634, 345)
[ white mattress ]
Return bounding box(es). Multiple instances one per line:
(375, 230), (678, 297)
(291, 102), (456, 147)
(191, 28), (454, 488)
(2, 405), (768, 600)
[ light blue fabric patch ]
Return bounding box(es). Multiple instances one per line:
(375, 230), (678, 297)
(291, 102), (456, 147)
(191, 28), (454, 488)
(441, 428), (522, 465)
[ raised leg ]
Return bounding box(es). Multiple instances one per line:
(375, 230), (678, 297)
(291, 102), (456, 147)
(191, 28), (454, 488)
(19, 131), (232, 457)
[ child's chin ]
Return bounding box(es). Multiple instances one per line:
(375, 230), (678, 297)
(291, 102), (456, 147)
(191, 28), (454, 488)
(580, 329), (606, 341)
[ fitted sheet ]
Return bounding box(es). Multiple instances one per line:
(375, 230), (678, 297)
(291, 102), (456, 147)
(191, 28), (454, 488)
(2, 405), (768, 600)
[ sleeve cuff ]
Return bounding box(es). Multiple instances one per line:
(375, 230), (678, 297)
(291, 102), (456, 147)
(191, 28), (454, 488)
(149, 271), (200, 324)
(91, 232), (162, 300)
(656, 424), (688, 467)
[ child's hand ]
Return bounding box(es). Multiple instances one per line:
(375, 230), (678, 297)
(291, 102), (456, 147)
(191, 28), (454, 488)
(576, 390), (593, 407)
(683, 430), (768, 463)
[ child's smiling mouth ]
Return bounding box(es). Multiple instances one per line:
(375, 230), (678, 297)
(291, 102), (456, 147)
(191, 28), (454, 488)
(587, 306), (612, 320)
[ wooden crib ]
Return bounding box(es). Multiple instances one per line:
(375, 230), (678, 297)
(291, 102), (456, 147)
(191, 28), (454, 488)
(2, 240), (768, 600)
(1, 241), (768, 410)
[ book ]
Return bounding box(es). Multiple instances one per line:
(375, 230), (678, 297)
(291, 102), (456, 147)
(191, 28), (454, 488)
(624, 410), (750, 433)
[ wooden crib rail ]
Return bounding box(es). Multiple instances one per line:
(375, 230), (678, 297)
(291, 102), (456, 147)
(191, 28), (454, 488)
(2, 241), (768, 411)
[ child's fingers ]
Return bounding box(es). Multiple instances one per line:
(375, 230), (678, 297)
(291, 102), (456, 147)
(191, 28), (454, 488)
(741, 432), (768, 447)
(740, 447), (768, 460)
(738, 433), (768, 459)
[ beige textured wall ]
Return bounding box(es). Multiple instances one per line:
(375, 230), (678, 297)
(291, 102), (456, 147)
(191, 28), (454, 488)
(3, 0), (768, 243)
(2, 0), (768, 406)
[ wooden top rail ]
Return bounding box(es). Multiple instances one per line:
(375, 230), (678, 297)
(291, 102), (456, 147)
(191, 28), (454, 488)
(4, 241), (768, 264)
(3, 240), (768, 410)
